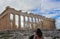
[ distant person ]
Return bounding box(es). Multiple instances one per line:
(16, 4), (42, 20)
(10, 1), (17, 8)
(29, 28), (44, 39)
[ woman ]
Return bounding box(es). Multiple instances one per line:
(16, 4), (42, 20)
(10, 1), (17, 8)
(29, 28), (44, 39)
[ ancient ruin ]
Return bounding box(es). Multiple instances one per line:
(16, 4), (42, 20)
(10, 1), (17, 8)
(0, 6), (56, 31)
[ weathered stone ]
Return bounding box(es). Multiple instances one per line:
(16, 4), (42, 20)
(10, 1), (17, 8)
(0, 6), (56, 31)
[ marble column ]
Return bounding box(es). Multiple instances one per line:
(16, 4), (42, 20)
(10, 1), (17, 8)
(8, 13), (11, 30)
(18, 15), (21, 29)
(38, 18), (40, 28)
(38, 19), (41, 29)
(31, 17), (34, 29)
(33, 18), (35, 29)
(27, 16), (30, 29)
(35, 18), (37, 29)
(41, 19), (43, 30)
(28, 16), (29, 22)
(13, 14), (16, 30)
(35, 18), (36, 23)
(38, 18), (39, 22)
(23, 16), (25, 29)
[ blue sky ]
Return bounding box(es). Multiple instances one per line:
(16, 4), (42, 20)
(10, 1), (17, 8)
(0, 0), (60, 29)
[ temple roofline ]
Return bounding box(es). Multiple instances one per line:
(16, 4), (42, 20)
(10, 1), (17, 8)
(0, 6), (55, 21)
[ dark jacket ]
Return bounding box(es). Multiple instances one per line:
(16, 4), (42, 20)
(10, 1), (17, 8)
(29, 35), (34, 39)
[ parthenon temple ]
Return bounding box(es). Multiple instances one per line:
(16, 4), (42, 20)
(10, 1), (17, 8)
(0, 6), (56, 31)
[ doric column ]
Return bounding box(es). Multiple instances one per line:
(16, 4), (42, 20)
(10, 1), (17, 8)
(28, 16), (29, 22)
(31, 17), (34, 29)
(34, 18), (37, 29)
(23, 16), (25, 29)
(35, 18), (36, 23)
(8, 13), (11, 30)
(18, 15), (21, 29)
(27, 16), (30, 29)
(41, 19), (43, 30)
(38, 19), (39, 22)
(12, 14), (16, 30)
(38, 18), (40, 28)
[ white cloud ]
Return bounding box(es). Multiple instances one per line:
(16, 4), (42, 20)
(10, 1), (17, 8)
(6, 0), (12, 2)
(41, 14), (57, 18)
(0, 0), (60, 13)
(0, 0), (41, 13)
(41, 0), (60, 13)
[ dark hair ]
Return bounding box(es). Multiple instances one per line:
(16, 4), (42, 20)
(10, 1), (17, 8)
(35, 28), (42, 37)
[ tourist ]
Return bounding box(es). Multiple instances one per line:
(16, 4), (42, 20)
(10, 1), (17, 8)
(29, 28), (44, 39)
